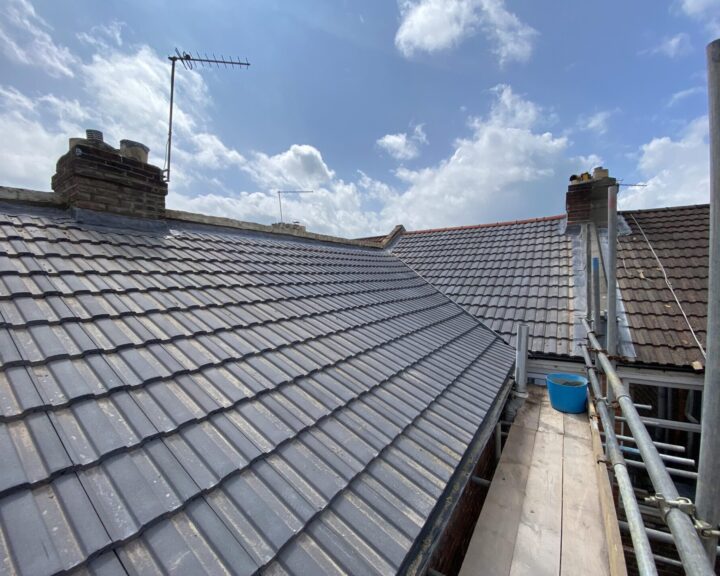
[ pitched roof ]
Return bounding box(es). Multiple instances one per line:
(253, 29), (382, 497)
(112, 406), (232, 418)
(391, 205), (711, 370)
(391, 215), (577, 357)
(617, 204), (709, 368)
(0, 202), (514, 576)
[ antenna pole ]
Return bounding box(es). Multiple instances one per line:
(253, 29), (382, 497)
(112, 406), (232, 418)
(275, 190), (314, 223)
(165, 57), (177, 182)
(165, 50), (250, 184)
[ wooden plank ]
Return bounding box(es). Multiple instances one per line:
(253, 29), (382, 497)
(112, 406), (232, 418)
(561, 434), (610, 576)
(563, 411), (591, 440)
(588, 402), (628, 576)
(538, 397), (564, 435)
(509, 429), (563, 576)
(513, 388), (543, 432)
(459, 425), (537, 576)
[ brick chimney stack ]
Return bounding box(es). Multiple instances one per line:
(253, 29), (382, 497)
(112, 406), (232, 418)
(52, 130), (167, 220)
(565, 167), (617, 227)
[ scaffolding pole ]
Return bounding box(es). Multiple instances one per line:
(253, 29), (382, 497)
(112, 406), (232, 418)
(584, 319), (715, 576)
(581, 345), (657, 575)
(592, 257), (602, 336)
(696, 36), (720, 564)
(606, 185), (619, 416)
(515, 323), (529, 396)
(585, 223), (592, 321)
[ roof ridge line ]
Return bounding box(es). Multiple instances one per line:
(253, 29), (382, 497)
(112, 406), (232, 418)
(404, 214), (566, 235)
(619, 202), (710, 215)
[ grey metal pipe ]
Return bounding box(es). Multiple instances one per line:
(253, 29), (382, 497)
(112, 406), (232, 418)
(607, 185), (618, 356)
(615, 415), (702, 434)
(471, 476), (491, 487)
(621, 547), (684, 569)
(623, 458), (698, 480)
(618, 521), (720, 554)
(606, 185), (619, 416)
(592, 257), (602, 336)
(586, 223), (592, 321)
(616, 445), (696, 467)
(515, 323), (529, 395)
(601, 432), (687, 454)
(696, 37), (720, 563)
(656, 387), (667, 442)
(584, 320), (715, 575)
(581, 346), (657, 575)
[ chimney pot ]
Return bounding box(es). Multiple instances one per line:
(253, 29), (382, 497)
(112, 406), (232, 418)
(119, 139), (150, 163)
(85, 129), (104, 143)
(592, 166), (609, 180)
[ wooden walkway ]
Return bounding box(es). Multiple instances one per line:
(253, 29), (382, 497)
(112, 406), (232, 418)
(459, 385), (623, 576)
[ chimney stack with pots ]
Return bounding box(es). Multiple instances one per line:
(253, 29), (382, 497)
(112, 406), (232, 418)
(52, 130), (167, 220)
(565, 167), (617, 227)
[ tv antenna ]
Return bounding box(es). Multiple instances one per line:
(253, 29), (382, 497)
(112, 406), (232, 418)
(277, 190), (313, 223)
(164, 49), (250, 182)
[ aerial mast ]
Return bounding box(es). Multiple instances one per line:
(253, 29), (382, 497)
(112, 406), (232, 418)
(165, 49), (250, 182)
(277, 190), (313, 223)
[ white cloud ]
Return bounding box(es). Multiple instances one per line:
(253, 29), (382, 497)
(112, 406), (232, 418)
(0, 0), (78, 77)
(643, 33), (692, 58)
(377, 124), (428, 160)
(0, 86), (73, 189)
(679, 0), (720, 17)
(667, 86), (704, 107)
(77, 21), (124, 50)
(676, 0), (720, 34)
(394, 0), (537, 65)
(243, 144), (334, 190)
(169, 85), (578, 235)
(578, 110), (616, 135)
(619, 117), (709, 210)
(377, 85), (570, 229)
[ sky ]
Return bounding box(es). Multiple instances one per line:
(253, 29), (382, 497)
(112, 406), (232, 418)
(0, 0), (717, 236)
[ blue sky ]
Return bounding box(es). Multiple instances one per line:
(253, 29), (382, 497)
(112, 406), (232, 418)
(0, 0), (716, 236)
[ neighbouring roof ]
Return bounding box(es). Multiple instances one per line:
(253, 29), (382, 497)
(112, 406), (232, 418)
(391, 206), (711, 371)
(391, 215), (577, 357)
(0, 202), (514, 576)
(617, 204), (709, 368)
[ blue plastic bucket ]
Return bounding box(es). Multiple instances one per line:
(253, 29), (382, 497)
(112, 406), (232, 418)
(546, 373), (588, 413)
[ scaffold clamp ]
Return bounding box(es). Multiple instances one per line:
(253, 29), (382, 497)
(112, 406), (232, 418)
(645, 494), (695, 522)
(645, 494), (720, 538)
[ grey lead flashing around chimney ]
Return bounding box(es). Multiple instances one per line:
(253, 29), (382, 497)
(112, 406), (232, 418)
(566, 213), (635, 359)
(598, 219), (637, 360)
(72, 207), (169, 233)
(568, 221), (591, 357)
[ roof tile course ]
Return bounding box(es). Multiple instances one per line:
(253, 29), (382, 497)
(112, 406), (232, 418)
(617, 204), (709, 368)
(391, 216), (576, 357)
(392, 205), (711, 369)
(0, 206), (514, 576)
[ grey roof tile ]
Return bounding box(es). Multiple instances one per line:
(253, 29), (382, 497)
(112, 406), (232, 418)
(0, 206), (514, 576)
(392, 216), (575, 357)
